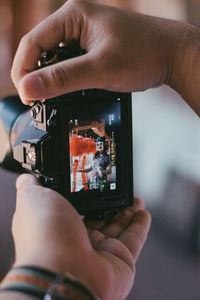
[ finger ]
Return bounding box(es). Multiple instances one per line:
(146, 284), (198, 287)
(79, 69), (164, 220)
(88, 230), (105, 248)
(16, 173), (54, 210)
(15, 174), (78, 217)
(11, 0), (81, 95)
(85, 198), (144, 231)
(16, 174), (40, 190)
(13, 174), (42, 230)
(15, 173), (69, 211)
(15, 174), (44, 212)
(119, 210), (151, 263)
(18, 53), (98, 104)
(100, 198), (145, 238)
(96, 237), (135, 271)
(15, 174), (84, 239)
(85, 220), (106, 231)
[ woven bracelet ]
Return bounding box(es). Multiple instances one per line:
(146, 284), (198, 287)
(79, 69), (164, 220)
(0, 265), (98, 300)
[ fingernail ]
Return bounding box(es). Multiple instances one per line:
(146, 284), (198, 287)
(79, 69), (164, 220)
(20, 99), (35, 106)
(28, 101), (35, 107)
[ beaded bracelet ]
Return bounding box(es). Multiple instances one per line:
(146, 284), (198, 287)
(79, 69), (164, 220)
(0, 266), (99, 300)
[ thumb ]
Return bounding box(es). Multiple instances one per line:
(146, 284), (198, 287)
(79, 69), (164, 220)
(15, 174), (78, 216)
(15, 174), (45, 217)
(16, 174), (40, 191)
(19, 54), (99, 104)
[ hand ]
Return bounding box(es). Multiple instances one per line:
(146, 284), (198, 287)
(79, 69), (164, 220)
(11, 0), (200, 115)
(12, 174), (151, 300)
(11, 0), (181, 104)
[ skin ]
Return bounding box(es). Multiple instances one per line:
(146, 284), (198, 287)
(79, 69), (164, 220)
(11, 0), (200, 116)
(4, 0), (200, 298)
(0, 174), (151, 300)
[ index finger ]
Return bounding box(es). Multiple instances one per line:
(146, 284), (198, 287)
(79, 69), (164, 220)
(11, 1), (80, 91)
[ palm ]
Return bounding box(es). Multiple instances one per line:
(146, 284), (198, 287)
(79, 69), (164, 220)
(95, 247), (134, 300)
(85, 198), (151, 300)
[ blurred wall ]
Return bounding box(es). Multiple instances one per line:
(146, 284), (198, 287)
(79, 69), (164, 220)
(0, 169), (17, 278)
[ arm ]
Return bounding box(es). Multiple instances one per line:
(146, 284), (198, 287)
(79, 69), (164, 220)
(102, 166), (112, 175)
(0, 294), (36, 300)
(0, 174), (151, 300)
(168, 24), (200, 116)
(11, 0), (200, 116)
(78, 167), (92, 172)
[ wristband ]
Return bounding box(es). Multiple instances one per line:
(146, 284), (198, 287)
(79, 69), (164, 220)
(0, 265), (98, 300)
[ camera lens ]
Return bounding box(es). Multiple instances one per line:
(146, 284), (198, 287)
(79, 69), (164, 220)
(0, 96), (29, 171)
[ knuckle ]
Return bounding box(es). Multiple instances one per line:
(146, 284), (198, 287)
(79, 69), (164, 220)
(123, 207), (134, 217)
(68, 0), (85, 10)
(20, 33), (39, 52)
(20, 33), (31, 47)
(115, 216), (129, 229)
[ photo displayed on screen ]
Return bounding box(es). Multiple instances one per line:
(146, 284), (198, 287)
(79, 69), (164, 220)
(69, 104), (120, 193)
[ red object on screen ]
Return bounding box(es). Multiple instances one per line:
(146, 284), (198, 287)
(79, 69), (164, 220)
(70, 135), (96, 157)
(73, 159), (79, 192)
(81, 156), (88, 190)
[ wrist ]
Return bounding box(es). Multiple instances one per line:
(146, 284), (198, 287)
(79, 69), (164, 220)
(13, 251), (102, 299)
(0, 265), (97, 300)
(14, 254), (69, 275)
(167, 22), (200, 115)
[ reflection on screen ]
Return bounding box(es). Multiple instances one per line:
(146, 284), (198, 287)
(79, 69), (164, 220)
(69, 102), (120, 193)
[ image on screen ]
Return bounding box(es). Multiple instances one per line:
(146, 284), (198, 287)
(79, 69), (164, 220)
(68, 103), (120, 193)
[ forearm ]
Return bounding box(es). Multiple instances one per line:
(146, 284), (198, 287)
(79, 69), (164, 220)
(139, 15), (200, 116)
(0, 292), (37, 300)
(0, 262), (98, 300)
(102, 167), (112, 175)
(168, 23), (200, 116)
(80, 168), (92, 173)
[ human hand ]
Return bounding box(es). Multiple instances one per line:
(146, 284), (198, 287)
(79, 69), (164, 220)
(11, 0), (182, 105)
(13, 174), (151, 300)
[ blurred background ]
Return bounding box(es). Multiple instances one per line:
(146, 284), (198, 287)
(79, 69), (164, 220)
(0, 0), (200, 299)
